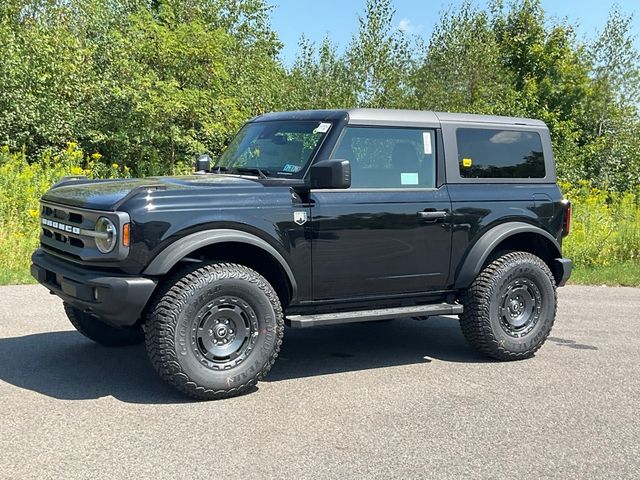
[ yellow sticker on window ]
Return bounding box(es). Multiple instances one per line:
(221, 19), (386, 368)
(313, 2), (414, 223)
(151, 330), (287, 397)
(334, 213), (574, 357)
(462, 158), (473, 167)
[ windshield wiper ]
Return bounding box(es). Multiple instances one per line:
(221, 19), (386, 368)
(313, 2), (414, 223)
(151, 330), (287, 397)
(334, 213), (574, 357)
(215, 165), (230, 174)
(233, 167), (271, 179)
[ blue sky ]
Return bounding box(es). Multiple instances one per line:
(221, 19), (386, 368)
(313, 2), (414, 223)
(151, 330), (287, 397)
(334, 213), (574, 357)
(267, 0), (639, 65)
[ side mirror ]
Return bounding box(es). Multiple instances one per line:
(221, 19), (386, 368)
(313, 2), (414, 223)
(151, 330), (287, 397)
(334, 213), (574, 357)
(195, 154), (211, 173)
(310, 159), (351, 189)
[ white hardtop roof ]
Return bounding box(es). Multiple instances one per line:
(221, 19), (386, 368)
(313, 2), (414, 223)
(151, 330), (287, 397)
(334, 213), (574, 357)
(346, 108), (546, 127)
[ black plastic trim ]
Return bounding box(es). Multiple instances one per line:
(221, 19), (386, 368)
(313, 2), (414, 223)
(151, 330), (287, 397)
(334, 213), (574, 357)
(454, 222), (563, 289)
(31, 249), (156, 327)
(143, 229), (298, 300)
(555, 257), (573, 287)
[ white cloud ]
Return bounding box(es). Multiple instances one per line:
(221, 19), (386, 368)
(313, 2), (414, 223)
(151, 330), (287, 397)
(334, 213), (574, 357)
(398, 18), (421, 34)
(489, 131), (524, 144)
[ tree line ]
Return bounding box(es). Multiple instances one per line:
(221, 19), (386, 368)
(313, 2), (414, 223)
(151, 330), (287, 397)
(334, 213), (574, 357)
(1, 0), (638, 190)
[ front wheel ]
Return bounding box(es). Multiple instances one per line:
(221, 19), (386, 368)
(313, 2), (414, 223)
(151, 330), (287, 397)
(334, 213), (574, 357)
(145, 262), (284, 400)
(459, 251), (557, 360)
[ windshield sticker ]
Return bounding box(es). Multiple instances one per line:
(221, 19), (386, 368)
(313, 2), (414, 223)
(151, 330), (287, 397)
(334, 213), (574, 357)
(401, 172), (419, 185)
(423, 132), (432, 155)
(314, 122), (332, 134)
(282, 164), (302, 173)
(462, 158), (473, 167)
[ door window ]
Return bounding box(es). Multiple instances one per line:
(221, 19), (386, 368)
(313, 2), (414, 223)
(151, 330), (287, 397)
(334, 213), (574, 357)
(331, 127), (436, 188)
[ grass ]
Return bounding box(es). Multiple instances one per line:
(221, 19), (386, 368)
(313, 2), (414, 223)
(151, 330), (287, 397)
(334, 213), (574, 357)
(569, 262), (640, 287)
(0, 232), (38, 285)
(0, 269), (36, 285)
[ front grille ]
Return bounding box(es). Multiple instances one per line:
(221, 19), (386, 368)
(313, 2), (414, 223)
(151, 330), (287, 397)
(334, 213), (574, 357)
(39, 201), (130, 262)
(41, 205), (84, 224)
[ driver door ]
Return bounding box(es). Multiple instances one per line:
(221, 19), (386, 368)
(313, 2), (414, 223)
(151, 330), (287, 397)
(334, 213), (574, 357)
(310, 126), (452, 300)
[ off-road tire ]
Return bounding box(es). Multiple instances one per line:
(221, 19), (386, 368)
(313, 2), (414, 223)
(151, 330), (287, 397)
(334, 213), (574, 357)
(64, 303), (144, 347)
(459, 251), (557, 361)
(145, 262), (284, 400)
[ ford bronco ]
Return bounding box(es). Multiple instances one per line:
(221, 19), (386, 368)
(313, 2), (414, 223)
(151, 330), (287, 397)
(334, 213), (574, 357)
(31, 109), (572, 399)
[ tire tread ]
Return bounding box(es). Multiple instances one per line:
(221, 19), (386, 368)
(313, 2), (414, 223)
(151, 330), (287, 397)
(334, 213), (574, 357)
(144, 262), (284, 400)
(459, 251), (557, 361)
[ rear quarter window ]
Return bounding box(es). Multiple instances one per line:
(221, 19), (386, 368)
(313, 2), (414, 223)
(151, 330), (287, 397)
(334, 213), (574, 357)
(456, 128), (545, 179)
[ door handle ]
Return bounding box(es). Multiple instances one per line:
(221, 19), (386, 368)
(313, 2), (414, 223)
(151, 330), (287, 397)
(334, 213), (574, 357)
(418, 210), (448, 220)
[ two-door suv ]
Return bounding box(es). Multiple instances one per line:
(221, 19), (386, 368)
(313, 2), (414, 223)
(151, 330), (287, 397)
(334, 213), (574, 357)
(31, 109), (572, 399)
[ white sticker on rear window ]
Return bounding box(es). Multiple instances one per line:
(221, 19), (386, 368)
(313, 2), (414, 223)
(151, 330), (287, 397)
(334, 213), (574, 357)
(423, 132), (432, 155)
(401, 172), (419, 185)
(314, 122), (331, 134)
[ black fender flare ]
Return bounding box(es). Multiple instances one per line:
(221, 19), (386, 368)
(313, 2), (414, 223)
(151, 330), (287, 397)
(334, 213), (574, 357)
(454, 222), (562, 289)
(143, 229), (298, 299)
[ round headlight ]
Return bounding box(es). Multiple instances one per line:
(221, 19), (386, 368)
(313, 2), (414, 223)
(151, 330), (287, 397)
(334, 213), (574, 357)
(95, 217), (117, 253)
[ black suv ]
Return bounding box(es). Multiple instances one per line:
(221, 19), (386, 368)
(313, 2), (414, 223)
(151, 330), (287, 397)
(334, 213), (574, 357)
(31, 109), (572, 399)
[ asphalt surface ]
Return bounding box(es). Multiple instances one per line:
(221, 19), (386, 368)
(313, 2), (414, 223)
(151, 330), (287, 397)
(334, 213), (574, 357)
(1, 284), (639, 479)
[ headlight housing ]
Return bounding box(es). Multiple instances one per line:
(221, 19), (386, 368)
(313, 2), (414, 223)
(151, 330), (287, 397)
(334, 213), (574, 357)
(95, 217), (117, 253)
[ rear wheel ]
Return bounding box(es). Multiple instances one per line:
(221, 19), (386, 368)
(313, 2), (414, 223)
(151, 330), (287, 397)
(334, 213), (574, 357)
(145, 262), (284, 400)
(64, 303), (144, 347)
(459, 251), (557, 360)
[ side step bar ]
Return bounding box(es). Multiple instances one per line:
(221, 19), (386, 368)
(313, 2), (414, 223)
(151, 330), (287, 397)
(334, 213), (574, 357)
(286, 303), (463, 328)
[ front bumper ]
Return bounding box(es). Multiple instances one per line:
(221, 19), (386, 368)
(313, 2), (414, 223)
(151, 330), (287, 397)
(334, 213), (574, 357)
(31, 249), (157, 327)
(555, 257), (573, 287)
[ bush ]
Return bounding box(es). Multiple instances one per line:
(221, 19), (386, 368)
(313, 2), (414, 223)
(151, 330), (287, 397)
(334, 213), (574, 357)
(0, 144), (129, 283)
(0, 147), (638, 285)
(561, 181), (640, 267)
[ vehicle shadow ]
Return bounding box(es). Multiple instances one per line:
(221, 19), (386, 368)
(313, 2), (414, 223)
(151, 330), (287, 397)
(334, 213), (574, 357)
(0, 316), (488, 404)
(267, 316), (491, 382)
(0, 330), (191, 404)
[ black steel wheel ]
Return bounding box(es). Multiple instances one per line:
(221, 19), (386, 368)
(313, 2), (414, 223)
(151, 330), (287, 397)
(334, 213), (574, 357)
(459, 251), (557, 360)
(497, 278), (542, 338)
(191, 298), (258, 369)
(145, 262), (284, 400)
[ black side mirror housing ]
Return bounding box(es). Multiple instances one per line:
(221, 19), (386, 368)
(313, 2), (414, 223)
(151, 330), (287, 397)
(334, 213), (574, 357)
(195, 154), (211, 173)
(310, 159), (351, 189)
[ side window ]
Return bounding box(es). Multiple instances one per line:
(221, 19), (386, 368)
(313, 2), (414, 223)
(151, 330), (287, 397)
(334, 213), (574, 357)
(331, 127), (436, 189)
(456, 128), (545, 179)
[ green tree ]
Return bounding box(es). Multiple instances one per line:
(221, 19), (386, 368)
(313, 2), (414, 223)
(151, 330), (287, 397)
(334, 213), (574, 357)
(0, 1), (96, 152)
(484, 0), (595, 183)
(285, 37), (357, 110)
(411, 2), (517, 114)
(0, 0), (285, 173)
(346, 0), (413, 108)
(92, 10), (235, 171)
(580, 8), (640, 190)
(287, 0), (413, 110)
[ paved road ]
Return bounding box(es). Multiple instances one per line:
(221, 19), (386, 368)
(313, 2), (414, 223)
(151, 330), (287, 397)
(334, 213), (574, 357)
(0, 285), (638, 479)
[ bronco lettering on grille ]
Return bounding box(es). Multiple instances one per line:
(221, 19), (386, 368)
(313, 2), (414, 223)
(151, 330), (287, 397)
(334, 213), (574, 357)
(41, 218), (80, 235)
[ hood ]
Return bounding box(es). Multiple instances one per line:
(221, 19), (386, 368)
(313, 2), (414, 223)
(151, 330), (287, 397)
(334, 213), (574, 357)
(41, 174), (263, 210)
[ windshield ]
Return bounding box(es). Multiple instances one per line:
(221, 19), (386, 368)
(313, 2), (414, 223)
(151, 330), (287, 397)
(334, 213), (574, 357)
(215, 120), (332, 178)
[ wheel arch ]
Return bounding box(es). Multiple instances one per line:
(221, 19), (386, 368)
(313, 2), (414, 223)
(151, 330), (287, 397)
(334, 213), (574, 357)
(143, 229), (297, 305)
(454, 222), (563, 289)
